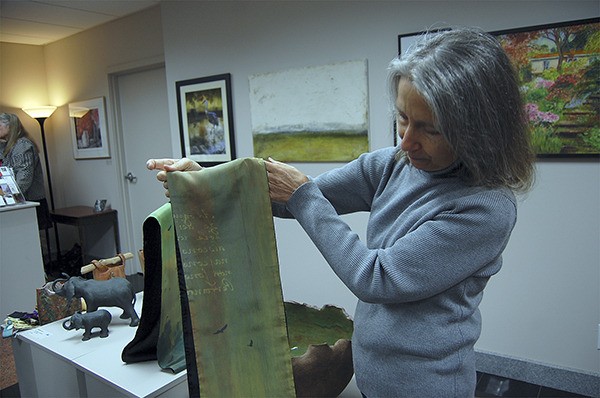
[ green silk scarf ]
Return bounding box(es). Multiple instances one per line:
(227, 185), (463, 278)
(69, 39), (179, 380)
(122, 203), (186, 373)
(169, 158), (295, 397)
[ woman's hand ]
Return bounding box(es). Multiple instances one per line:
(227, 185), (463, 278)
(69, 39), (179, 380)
(265, 157), (308, 203)
(146, 158), (202, 197)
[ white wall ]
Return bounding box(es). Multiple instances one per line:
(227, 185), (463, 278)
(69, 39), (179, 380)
(480, 160), (599, 373)
(1, 0), (598, 380)
(42, 5), (164, 211)
(0, 43), (53, 204)
(27, 7), (164, 257)
(1, 6), (165, 268)
(160, 0), (599, 376)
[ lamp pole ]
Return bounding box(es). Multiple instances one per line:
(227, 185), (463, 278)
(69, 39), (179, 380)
(22, 106), (58, 267)
(35, 116), (55, 211)
(21, 106), (57, 210)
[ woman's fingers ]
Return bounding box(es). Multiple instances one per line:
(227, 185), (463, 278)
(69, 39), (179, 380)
(146, 158), (176, 171)
(146, 158), (202, 172)
(167, 158), (203, 172)
(265, 157), (308, 203)
(146, 158), (202, 198)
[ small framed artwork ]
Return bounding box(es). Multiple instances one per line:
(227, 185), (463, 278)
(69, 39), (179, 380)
(491, 18), (599, 158)
(68, 97), (110, 159)
(176, 74), (236, 166)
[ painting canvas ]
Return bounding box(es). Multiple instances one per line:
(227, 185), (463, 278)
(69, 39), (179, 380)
(249, 60), (369, 162)
(399, 20), (600, 158)
(176, 74), (235, 166)
(492, 18), (599, 157)
(69, 97), (110, 159)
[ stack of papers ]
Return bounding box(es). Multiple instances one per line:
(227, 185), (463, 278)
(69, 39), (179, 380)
(0, 166), (26, 206)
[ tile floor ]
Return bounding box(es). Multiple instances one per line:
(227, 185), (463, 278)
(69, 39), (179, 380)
(2, 371), (591, 397)
(476, 372), (590, 397)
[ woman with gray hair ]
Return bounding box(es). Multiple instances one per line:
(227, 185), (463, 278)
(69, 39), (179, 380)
(0, 112), (52, 230)
(148, 27), (535, 397)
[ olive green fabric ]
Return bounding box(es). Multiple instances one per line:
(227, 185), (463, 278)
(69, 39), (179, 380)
(121, 203), (186, 373)
(154, 203), (186, 372)
(169, 158), (295, 397)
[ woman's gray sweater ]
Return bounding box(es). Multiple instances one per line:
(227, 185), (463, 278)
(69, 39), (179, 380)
(0, 137), (46, 201)
(272, 146), (517, 397)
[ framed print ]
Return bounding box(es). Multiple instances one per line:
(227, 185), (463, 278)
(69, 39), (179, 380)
(249, 60), (369, 162)
(69, 97), (110, 159)
(176, 74), (236, 166)
(491, 18), (599, 158)
(398, 20), (600, 158)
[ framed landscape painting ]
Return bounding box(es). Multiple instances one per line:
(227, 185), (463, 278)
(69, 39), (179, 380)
(492, 18), (599, 158)
(399, 19), (600, 158)
(176, 74), (236, 166)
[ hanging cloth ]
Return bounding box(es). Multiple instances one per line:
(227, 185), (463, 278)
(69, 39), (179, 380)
(169, 157), (295, 397)
(122, 203), (186, 373)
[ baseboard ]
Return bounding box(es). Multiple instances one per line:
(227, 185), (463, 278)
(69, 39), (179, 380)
(476, 350), (599, 397)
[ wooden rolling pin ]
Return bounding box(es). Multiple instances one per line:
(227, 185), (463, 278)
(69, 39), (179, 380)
(80, 252), (133, 275)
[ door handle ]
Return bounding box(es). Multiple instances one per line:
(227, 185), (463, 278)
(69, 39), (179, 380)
(125, 172), (137, 183)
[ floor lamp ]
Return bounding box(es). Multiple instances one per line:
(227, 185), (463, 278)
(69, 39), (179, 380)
(22, 106), (57, 210)
(22, 106), (58, 267)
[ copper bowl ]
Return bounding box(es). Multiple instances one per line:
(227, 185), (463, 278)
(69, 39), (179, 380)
(285, 302), (354, 397)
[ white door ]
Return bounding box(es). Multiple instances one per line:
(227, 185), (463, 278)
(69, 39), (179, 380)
(116, 66), (172, 274)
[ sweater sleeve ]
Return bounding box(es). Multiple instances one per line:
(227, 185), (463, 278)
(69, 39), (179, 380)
(9, 139), (37, 193)
(271, 148), (395, 218)
(285, 179), (517, 304)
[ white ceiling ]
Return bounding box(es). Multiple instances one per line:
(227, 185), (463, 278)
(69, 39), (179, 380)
(0, 0), (160, 46)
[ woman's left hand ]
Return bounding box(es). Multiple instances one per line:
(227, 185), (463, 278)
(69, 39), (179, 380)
(265, 157), (308, 203)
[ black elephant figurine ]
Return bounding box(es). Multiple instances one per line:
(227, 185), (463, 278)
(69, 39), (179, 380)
(52, 276), (140, 327)
(62, 310), (112, 341)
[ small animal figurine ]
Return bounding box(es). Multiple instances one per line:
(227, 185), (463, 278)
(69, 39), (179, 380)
(62, 310), (112, 341)
(52, 276), (139, 326)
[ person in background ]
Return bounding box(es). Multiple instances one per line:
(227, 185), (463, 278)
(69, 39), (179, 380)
(0, 112), (52, 237)
(147, 27), (535, 397)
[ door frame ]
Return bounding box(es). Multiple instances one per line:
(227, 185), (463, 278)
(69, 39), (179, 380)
(107, 57), (166, 274)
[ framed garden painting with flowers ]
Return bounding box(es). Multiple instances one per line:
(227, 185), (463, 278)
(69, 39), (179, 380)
(491, 18), (599, 158)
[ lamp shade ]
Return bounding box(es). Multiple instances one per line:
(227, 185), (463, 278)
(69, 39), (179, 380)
(22, 106), (57, 119)
(69, 106), (89, 118)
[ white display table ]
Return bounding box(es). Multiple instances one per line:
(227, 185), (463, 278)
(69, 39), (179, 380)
(0, 202), (45, 319)
(12, 290), (363, 397)
(12, 293), (188, 398)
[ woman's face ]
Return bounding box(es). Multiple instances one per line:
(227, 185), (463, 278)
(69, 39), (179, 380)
(0, 121), (9, 140)
(396, 78), (456, 171)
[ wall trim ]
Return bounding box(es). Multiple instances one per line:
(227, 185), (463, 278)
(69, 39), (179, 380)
(476, 350), (599, 397)
(106, 55), (165, 75)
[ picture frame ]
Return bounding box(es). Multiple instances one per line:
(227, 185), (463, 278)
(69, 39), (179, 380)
(176, 74), (236, 166)
(398, 19), (600, 158)
(491, 18), (599, 158)
(69, 97), (110, 159)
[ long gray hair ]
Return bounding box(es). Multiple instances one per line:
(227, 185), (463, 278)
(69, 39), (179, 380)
(0, 113), (37, 157)
(389, 27), (535, 192)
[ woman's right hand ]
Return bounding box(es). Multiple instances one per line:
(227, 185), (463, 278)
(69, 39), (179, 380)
(146, 158), (202, 197)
